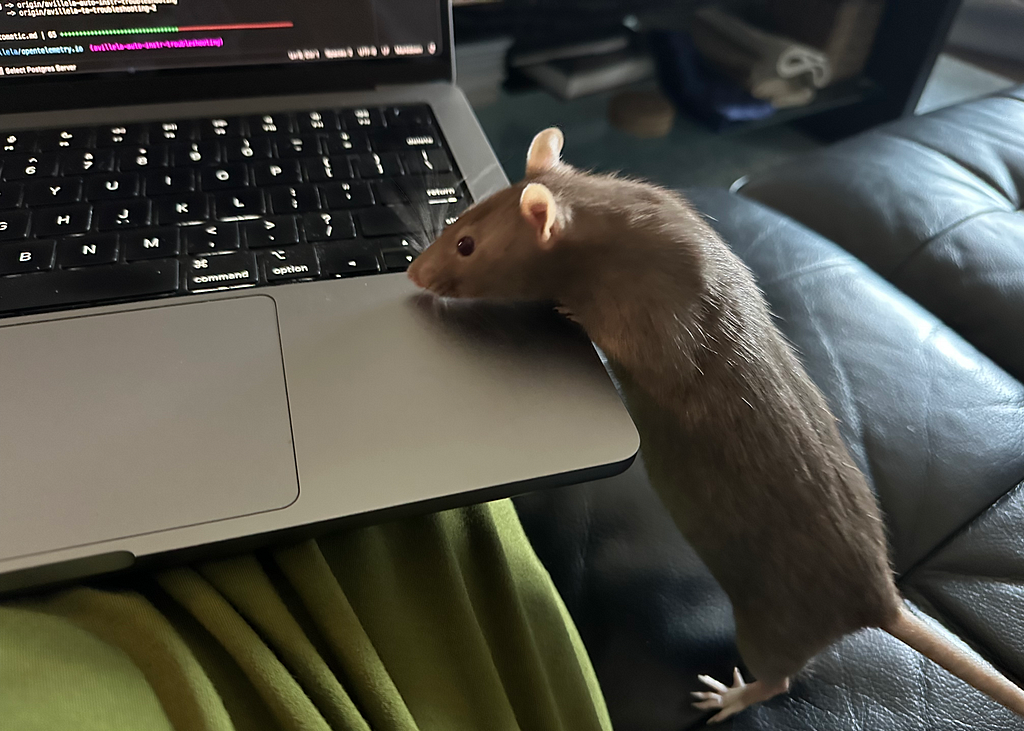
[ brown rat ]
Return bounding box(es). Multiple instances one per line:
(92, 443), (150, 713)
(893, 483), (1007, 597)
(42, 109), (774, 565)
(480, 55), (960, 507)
(407, 127), (1024, 723)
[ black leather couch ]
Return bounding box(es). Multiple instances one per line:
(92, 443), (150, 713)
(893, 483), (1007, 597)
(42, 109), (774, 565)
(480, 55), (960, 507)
(515, 86), (1024, 730)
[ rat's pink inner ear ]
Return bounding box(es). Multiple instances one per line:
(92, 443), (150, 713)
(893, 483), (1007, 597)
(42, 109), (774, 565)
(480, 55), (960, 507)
(525, 128), (565, 175)
(520, 183), (558, 247)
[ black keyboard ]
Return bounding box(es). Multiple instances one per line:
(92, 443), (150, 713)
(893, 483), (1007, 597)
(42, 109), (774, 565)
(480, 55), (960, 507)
(0, 104), (469, 318)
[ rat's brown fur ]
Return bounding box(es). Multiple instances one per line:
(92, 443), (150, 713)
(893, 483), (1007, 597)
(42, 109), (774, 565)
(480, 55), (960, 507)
(407, 130), (1024, 720)
(533, 167), (903, 684)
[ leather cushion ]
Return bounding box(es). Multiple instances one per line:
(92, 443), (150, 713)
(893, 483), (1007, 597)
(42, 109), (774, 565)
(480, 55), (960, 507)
(903, 482), (1024, 689)
(738, 88), (1024, 382)
(719, 605), (1024, 730)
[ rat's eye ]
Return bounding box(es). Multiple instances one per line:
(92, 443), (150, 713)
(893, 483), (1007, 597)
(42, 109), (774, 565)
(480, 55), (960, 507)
(457, 236), (476, 257)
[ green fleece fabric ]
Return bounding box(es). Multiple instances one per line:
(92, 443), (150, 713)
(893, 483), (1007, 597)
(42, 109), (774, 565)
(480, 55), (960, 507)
(0, 499), (612, 731)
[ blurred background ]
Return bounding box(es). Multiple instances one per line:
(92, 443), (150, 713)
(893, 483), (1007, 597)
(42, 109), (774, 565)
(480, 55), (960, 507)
(449, 0), (1024, 185)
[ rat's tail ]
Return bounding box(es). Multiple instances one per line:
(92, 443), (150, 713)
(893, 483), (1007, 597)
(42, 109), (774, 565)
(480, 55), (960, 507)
(883, 605), (1024, 717)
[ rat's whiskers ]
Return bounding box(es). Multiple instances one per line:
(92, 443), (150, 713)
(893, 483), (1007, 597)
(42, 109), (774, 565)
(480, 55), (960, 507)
(388, 161), (502, 252)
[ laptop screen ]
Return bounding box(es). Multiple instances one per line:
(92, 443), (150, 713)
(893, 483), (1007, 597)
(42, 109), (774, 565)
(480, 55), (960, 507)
(0, 0), (443, 79)
(0, 0), (451, 113)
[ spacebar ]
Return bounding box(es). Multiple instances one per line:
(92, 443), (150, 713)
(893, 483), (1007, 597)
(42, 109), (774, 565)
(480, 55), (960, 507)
(0, 260), (180, 314)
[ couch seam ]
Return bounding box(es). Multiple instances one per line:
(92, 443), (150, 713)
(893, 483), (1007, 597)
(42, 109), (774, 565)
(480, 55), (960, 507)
(799, 289), (876, 491)
(922, 97), (1024, 169)
(888, 207), (1011, 284)
(899, 481), (1024, 580)
(907, 566), (1024, 584)
(879, 131), (1020, 208)
(904, 325), (939, 572)
(755, 257), (852, 289)
(992, 90), (1024, 107)
(902, 576), (1024, 687)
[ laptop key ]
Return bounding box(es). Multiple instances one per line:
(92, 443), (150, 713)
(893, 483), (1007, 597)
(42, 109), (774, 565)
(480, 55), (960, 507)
(274, 135), (322, 158)
(340, 108), (386, 130)
(36, 128), (94, 151)
(2, 132), (37, 154)
(215, 190), (266, 218)
(296, 111), (339, 133)
(325, 131), (371, 154)
(187, 251), (258, 291)
(25, 178), (83, 206)
(185, 222), (241, 253)
(377, 234), (424, 251)
(0, 211), (31, 241)
(155, 194), (208, 225)
(422, 177), (465, 205)
(370, 127), (440, 152)
(33, 203), (92, 237)
(262, 245), (320, 282)
(0, 183), (24, 210)
(151, 121), (195, 142)
(2, 153), (59, 181)
(198, 117), (245, 139)
(321, 182), (374, 209)
(304, 156), (353, 182)
(0, 240), (55, 274)
(352, 153), (403, 178)
(254, 160), (301, 186)
(146, 169), (195, 196)
(95, 124), (148, 147)
(246, 113), (295, 135)
(378, 176), (462, 206)
(0, 259), (179, 314)
(403, 148), (453, 175)
(60, 149), (116, 175)
(118, 146), (168, 171)
(380, 247), (417, 272)
(95, 199), (151, 230)
(201, 164), (249, 191)
(226, 137), (274, 162)
(243, 216), (300, 248)
(123, 228), (180, 260)
(169, 141), (222, 167)
(301, 211), (355, 241)
(269, 185), (321, 214)
(86, 173), (141, 201)
(385, 105), (434, 128)
(57, 234), (118, 268)
(375, 178), (414, 205)
(318, 242), (380, 277)
(356, 206), (417, 237)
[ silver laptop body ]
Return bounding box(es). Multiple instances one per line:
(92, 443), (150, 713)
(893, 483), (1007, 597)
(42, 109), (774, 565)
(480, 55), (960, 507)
(0, 1), (638, 593)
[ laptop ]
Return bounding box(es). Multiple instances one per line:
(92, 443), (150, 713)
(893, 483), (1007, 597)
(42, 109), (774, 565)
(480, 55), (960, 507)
(0, 0), (638, 593)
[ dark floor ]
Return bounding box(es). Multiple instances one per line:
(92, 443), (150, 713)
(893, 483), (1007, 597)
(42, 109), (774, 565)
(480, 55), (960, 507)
(470, 52), (1019, 190)
(472, 82), (821, 189)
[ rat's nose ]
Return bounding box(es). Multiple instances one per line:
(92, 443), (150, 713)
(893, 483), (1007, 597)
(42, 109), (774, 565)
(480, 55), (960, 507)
(409, 260), (430, 286)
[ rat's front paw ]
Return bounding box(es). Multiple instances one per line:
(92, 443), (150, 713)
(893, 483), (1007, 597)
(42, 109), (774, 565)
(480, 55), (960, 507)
(692, 667), (750, 723)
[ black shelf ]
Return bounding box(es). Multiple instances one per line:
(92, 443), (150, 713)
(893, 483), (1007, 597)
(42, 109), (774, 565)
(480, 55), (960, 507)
(716, 77), (881, 136)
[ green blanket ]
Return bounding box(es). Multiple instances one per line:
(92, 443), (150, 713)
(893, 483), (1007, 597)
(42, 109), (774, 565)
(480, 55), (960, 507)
(0, 499), (612, 731)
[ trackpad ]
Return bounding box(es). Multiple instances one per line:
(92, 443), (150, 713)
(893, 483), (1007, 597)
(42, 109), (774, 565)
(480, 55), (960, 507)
(0, 296), (298, 560)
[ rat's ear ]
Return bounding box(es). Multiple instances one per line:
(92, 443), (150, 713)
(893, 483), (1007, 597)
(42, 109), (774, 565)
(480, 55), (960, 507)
(525, 128), (565, 175)
(520, 183), (558, 248)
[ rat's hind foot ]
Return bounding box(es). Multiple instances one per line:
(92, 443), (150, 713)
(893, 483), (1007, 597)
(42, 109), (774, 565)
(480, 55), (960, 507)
(691, 668), (789, 724)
